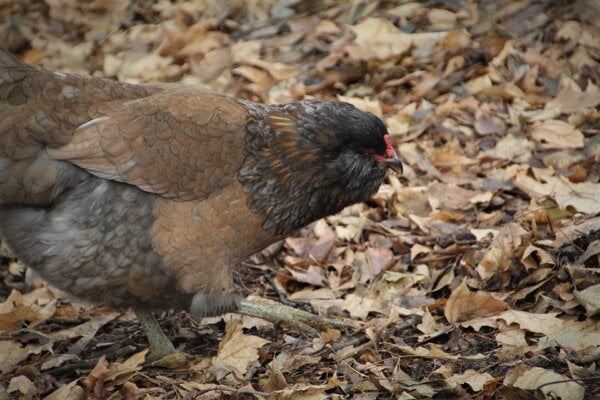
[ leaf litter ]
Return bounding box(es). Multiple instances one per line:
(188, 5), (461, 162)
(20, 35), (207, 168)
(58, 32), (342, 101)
(1, 0), (600, 398)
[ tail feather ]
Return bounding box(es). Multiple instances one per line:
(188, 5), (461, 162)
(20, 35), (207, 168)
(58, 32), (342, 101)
(0, 47), (160, 206)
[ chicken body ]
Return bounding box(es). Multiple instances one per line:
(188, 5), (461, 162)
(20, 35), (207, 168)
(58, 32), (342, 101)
(0, 48), (401, 324)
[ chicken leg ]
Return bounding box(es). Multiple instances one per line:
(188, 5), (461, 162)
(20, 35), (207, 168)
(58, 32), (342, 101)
(136, 299), (351, 362)
(134, 309), (178, 361)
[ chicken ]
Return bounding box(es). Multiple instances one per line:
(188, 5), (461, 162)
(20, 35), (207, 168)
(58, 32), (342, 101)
(0, 48), (402, 359)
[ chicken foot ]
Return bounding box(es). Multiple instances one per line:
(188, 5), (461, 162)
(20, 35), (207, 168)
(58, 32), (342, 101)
(134, 308), (181, 362)
(135, 298), (353, 362)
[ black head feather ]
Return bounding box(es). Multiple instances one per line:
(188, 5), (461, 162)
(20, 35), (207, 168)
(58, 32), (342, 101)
(239, 100), (394, 234)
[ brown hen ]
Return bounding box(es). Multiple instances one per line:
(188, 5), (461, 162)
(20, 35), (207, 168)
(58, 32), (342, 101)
(0, 48), (402, 359)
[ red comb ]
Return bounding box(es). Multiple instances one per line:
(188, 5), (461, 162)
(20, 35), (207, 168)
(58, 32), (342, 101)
(384, 134), (396, 158)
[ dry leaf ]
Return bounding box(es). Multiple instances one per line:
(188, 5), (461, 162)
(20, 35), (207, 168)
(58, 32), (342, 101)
(520, 245), (555, 270)
(480, 134), (534, 162)
(0, 340), (53, 374)
(530, 119), (584, 149)
(574, 284), (600, 316)
(506, 366), (585, 400)
(336, 95), (382, 117)
(212, 318), (269, 375)
(427, 8), (456, 30)
(346, 18), (411, 61)
(246, 59), (299, 81)
(445, 280), (509, 323)
(546, 216), (600, 247)
(7, 375), (36, 397)
(342, 292), (385, 319)
(445, 369), (494, 392)
(514, 175), (600, 214)
(0, 288), (57, 331)
(544, 76), (600, 114)
(464, 310), (566, 336)
(271, 349), (321, 373)
(538, 329), (600, 351)
(232, 65), (274, 95)
(42, 379), (84, 400)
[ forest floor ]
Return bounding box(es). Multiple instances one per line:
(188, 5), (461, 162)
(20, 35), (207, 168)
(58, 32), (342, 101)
(1, 0), (600, 399)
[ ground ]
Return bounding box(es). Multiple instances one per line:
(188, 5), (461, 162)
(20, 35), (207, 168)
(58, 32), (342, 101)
(1, 0), (600, 399)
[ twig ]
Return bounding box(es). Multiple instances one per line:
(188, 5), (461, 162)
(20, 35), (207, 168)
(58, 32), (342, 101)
(237, 298), (354, 336)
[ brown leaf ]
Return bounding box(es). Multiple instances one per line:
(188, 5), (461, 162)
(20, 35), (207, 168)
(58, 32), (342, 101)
(7, 375), (36, 398)
(271, 349), (321, 374)
(530, 119), (584, 149)
(264, 367), (288, 392)
(42, 380), (84, 400)
(427, 8), (457, 30)
(336, 95), (382, 117)
(474, 112), (505, 135)
(232, 65), (273, 95)
(246, 59), (299, 81)
(0, 288), (57, 331)
(82, 356), (109, 397)
(505, 366), (584, 400)
(212, 318), (269, 375)
(365, 247), (392, 277)
(445, 280), (509, 323)
(544, 76), (600, 114)
(514, 175), (600, 214)
(347, 18), (411, 61)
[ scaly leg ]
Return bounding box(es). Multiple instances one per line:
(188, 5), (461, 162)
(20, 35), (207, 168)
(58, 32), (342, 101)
(134, 308), (178, 361)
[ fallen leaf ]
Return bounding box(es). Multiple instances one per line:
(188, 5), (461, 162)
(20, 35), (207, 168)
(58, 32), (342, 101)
(0, 340), (53, 374)
(545, 216), (600, 247)
(574, 284), (600, 316)
(232, 65), (273, 95)
(397, 343), (486, 360)
(212, 318), (269, 375)
(42, 379), (84, 400)
(346, 18), (411, 61)
(530, 119), (584, 149)
(480, 134), (534, 162)
(337, 95), (382, 117)
(544, 76), (600, 114)
(446, 369), (494, 392)
(7, 375), (36, 397)
(365, 247), (392, 276)
(507, 366), (585, 400)
(520, 245), (555, 270)
(464, 310), (566, 336)
(538, 329), (600, 351)
(514, 175), (600, 214)
(445, 280), (509, 323)
(342, 292), (385, 319)
(556, 21), (600, 49)
(427, 8), (456, 30)
(269, 375), (343, 400)
(271, 349), (321, 373)
(0, 288), (57, 331)
(246, 59), (299, 81)
(346, 18), (446, 61)
(82, 356), (109, 396)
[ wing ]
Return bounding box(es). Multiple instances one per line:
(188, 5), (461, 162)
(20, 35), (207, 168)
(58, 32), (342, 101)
(44, 88), (250, 201)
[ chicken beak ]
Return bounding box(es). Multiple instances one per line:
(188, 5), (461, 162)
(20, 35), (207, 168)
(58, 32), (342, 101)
(384, 156), (403, 174)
